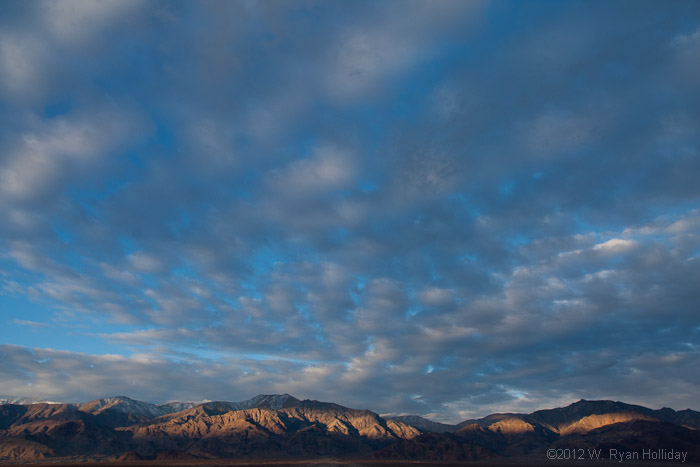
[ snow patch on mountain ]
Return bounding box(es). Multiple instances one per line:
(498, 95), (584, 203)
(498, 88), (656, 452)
(79, 396), (167, 419)
(233, 394), (300, 410)
(2, 393), (302, 419)
(0, 396), (62, 405)
(159, 401), (204, 413)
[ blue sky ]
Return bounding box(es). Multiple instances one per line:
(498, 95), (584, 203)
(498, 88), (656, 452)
(1, 0), (699, 423)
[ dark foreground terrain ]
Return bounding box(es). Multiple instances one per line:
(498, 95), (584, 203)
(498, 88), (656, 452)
(11, 458), (700, 467)
(2, 394), (699, 465)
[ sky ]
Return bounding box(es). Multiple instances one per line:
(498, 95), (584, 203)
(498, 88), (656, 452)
(0, 0), (699, 424)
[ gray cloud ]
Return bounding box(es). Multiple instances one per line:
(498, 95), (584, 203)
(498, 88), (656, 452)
(0, 0), (699, 423)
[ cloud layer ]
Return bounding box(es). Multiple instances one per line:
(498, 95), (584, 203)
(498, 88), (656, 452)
(1, 0), (699, 422)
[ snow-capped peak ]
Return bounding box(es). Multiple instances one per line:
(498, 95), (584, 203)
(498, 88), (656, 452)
(158, 401), (203, 413)
(0, 395), (62, 405)
(231, 394), (300, 410)
(79, 396), (166, 419)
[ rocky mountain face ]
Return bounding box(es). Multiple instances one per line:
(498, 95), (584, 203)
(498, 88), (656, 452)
(380, 400), (700, 462)
(386, 415), (456, 433)
(0, 396), (698, 463)
(0, 394), (418, 462)
(553, 419), (700, 458)
(525, 399), (700, 431)
(121, 399), (420, 459)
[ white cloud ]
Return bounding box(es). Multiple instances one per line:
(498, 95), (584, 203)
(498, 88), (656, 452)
(0, 106), (147, 204)
(185, 118), (237, 171)
(266, 145), (356, 199)
(12, 319), (49, 328)
(672, 27), (700, 49)
(0, 1), (144, 101)
(667, 213), (700, 234)
(670, 26), (700, 82)
(593, 238), (637, 253)
(418, 287), (455, 308)
(100, 262), (139, 285)
(39, 0), (142, 45)
(127, 252), (163, 273)
(327, 27), (414, 101)
(324, 0), (484, 102)
(0, 34), (46, 99)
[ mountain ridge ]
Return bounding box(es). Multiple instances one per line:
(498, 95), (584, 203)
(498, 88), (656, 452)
(1, 395), (698, 463)
(5, 394), (697, 428)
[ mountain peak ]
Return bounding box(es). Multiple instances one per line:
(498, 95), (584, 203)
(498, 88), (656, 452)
(0, 395), (62, 405)
(108, 395), (134, 402)
(243, 393), (300, 410)
(79, 395), (167, 420)
(252, 393), (296, 399)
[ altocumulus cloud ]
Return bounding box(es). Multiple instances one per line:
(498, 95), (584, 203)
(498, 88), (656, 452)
(0, 0), (699, 423)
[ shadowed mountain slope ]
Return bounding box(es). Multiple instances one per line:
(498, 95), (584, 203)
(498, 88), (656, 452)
(0, 395), (698, 463)
(525, 399), (700, 432)
(553, 419), (700, 460)
(386, 415), (457, 433)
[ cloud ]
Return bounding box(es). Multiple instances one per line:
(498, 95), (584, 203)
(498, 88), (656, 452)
(0, 33), (46, 99)
(0, 344), (247, 403)
(0, 0), (699, 424)
(524, 111), (597, 157)
(12, 319), (49, 328)
(39, 0), (143, 45)
(0, 0), (146, 104)
(266, 145), (357, 199)
(671, 26), (700, 81)
(593, 238), (638, 254)
(327, 27), (413, 101)
(323, 0), (485, 102)
(88, 210), (700, 419)
(127, 252), (163, 273)
(417, 287), (456, 308)
(0, 105), (149, 206)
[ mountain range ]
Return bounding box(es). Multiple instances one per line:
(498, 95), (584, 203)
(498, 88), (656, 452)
(0, 394), (698, 463)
